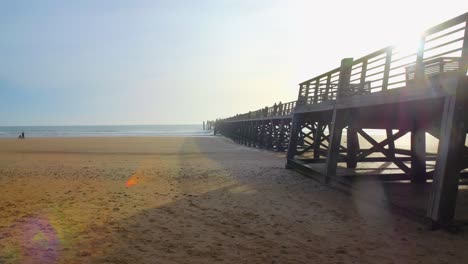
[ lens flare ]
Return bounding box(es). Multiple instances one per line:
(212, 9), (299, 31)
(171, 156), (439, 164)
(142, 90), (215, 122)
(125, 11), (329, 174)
(125, 175), (139, 187)
(0, 205), (77, 263)
(20, 216), (60, 263)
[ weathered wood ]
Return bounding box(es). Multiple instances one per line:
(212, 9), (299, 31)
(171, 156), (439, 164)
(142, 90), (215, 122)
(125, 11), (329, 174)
(427, 94), (466, 226)
(267, 120), (274, 149)
(277, 119), (286, 152)
(356, 130), (408, 161)
(325, 110), (346, 182)
(346, 125), (359, 168)
(313, 122), (324, 160)
(357, 129), (411, 174)
(247, 121), (253, 147)
(427, 19), (468, 225)
(286, 114), (304, 161)
(259, 120), (266, 148)
(325, 58), (353, 182)
(411, 128), (427, 183)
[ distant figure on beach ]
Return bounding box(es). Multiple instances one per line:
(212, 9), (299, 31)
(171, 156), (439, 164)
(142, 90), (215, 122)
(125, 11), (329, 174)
(18, 132), (25, 139)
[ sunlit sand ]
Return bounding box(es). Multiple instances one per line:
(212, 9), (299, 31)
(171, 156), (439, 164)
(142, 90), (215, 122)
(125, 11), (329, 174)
(0, 136), (467, 263)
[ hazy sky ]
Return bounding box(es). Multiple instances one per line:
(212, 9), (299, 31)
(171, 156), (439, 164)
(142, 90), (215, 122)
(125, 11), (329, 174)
(0, 0), (466, 125)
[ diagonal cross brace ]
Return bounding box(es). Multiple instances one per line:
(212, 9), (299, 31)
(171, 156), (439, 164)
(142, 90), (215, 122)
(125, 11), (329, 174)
(357, 129), (409, 161)
(357, 129), (411, 173)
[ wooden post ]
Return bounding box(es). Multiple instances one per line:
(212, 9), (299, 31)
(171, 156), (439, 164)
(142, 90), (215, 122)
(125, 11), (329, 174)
(344, 56), (365, 166)
(278, 119), (286, 152)
(411, 127), (426, 183)
(267, 120), (274, 149)
(427, 94), (466, 226)
(379, 49), (396, 156)
(246, 121), (250, 146)
(256, 121), (262, 148)
(313, 79), (319, 104)
(428, 21), (468, 226)
(286, 114), (304, 161)
(326, 110), (346, 182)
(259, 120), (266, 148)
(313, 122), (323, 160)
(386, 129), (395, 156)
(325, 58), (353, 182)
(346, 124), (359, 169)
(252, 121), (257, 147)
(247, 121), (253, 147)
(256, 121), (261, 148)
(414, 35), (426, 87)
(240, 122), (245, 145)
(297, 123), (305, 147)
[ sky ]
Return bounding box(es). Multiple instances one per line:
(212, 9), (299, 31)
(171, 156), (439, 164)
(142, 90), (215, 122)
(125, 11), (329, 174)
(0, 0), (466, 125)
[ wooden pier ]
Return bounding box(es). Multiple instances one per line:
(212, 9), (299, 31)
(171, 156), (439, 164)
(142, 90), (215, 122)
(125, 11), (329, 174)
(213, 13), (468, 228)
(203, 120), (215, 131)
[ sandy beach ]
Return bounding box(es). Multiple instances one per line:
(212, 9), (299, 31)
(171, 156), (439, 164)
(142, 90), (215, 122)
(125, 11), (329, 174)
(0, 136), (467, 264)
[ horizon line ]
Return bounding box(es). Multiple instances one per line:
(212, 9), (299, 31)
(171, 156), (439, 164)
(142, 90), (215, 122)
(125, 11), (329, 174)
(0, 123), (205, 127)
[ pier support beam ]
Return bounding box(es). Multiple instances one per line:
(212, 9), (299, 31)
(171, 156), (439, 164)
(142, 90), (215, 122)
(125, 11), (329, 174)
(259, 120), (266, 148)
(313, 123), (321, 160)
(286, 114), (305, 164)
(346, 125), (359, 169)
(278, 119), (286, 152)
(326, 111), (346, 182)
(249, 122), (253, 146)
(386, 129), (395, 157)
(411, 128), (427, 183)
(428, 93), (466, 227)
(325, 58), (353, 182)
(267, 120), (274, 149)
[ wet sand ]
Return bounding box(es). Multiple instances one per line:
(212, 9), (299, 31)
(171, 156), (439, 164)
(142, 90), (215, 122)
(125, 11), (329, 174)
(0, 136), (467, 264)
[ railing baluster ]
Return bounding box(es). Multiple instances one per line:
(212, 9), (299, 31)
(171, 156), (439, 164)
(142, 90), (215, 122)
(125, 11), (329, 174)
(382, 48), (393, 91)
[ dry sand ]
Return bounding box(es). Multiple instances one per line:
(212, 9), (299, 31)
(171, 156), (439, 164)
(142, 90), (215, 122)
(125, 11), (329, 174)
(0, 136), (467, 264)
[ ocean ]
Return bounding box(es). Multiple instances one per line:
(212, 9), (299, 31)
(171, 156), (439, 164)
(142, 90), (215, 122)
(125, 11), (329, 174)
(0, 125), (212, 138)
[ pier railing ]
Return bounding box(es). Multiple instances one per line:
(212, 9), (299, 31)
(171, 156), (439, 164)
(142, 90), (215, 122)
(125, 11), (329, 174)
(298, 12), (467, 102)
(298, 66), (342, 104)
(223, 100), (296, 122)
(216, 12), (467, 123)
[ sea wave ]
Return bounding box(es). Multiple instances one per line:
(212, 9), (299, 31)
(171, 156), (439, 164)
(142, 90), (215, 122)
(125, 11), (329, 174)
(0, 125), (213, 138)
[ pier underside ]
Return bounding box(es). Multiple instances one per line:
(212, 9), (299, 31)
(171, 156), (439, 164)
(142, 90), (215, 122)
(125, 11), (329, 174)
(286, 75), (468, 227)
